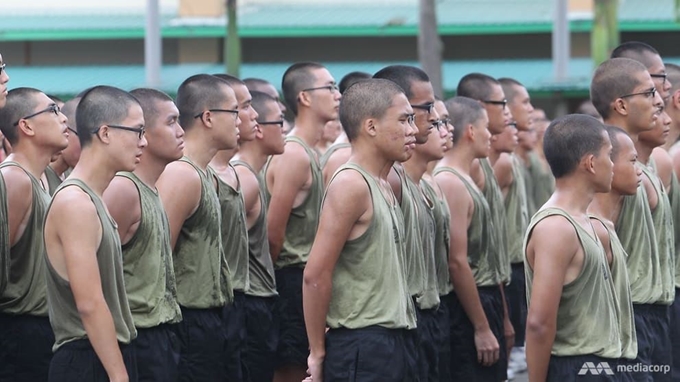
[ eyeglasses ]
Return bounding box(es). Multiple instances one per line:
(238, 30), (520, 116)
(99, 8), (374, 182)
(411, 102), (435, 114)
(650, 73), (668, 83)
(442, 117), (452, 126)
(482, 99), (508, 108)
(0, 63), (6, 77)
(194, 109), (240, 120)
(619, 88), (657, 100)
(12, 104), (61, 126)
(94, 124), (145, 140)
(406, 113), (416, 125)
(301, 84), (339, 93)
(257, 120), (285, 128)
(67, 126), (78, 136)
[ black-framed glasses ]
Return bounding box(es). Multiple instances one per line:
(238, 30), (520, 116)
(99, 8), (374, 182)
(194, 108), (239, 120)
(482, 99), (508, 108)
(301, 84), (339, 93)
(620, 87), (657, 100)
(257, 120), (285, 128)
(411, 102), (435, 114)
(650, 73), (668, 83)
(67, 126), (78, 136)
(0, 63), (6, 76)
(12, 104), (60, 126)
(406, 113), (416, 125)
(94, 124), (145, 140)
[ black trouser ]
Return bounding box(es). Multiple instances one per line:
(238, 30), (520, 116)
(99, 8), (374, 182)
(437, 293), (453, 382)
(135, 323), (180, 382)
(274, 266), (308, 368)
(548, 354), (632, 381)
(449, 286), (507, 382)
(507, 262), (527, 346)
(174, 307), (226, 382)
(670, 289), (680, 381)
(243, 294), (278, 382)
(0, 312), (54, 382)
(223, 291), (247, 382)
(630, 303), (672, 382)
(415, 306), (441, 382)
(323, 326), (418, 382)
(49, 339), (137, 382)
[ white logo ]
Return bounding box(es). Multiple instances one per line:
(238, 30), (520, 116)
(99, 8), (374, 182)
(578, 362), (615, 375)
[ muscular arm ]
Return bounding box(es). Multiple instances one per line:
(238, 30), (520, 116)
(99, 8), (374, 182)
(266, 146), (310, 261)
(492, 153), (514, 198)
(103, 176), (141, 245)
(303, 170), (369, 380)
(157, 161), (201, 249)
(435, 171), (499, 366)
(234, 165), (261, 229)
(525, 216), (580, 382)
(50, 190), (129, 382)
(1, 166), (33, 246)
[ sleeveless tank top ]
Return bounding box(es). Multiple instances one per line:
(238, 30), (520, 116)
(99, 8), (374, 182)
(480, 158), (511, 283)
(263, 136), (323, 268)
(0, 162), (50, 316)
(394, 165), (426, 298)
(422, 179), (453, 296)
(117, 172), (182, 328)
(589, 215), (638, 359)
(45, 179), (136, 350)
(232, 161), (278, 297)
(505, 155), (530, 265)
(433, 167), (501, 286)
(616, 183), (662, 304)
(326, 163), (417, 329)
(525, 208), (620, 358)
(319, 142), (351, 169)
(669, 172), (680, 289)
(173, 156), (230, 308)
(639, 163), (675, 305)
(211, 165), (250, 293)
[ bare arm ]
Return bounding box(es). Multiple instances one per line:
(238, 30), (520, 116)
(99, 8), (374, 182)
(651, 147), (673, 193)
(266, 146), (310, 261)
(435, 171), (499, 366)
(1, 167), (33, 246)
(50, 190), (129, 382)
(157, 161), (201, 249)
(234, 165), (261, 230)
(322, 147), (351, 187)
(499, 283), (514, 353)
(525, 216), (579, 382)
(492, 153), (514, 198)
(102, 176), (141, 245)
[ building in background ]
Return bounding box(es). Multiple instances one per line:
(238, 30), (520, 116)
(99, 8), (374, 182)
(1, 0), (678, 116)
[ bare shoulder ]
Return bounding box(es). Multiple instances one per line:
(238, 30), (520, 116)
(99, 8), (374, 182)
(269, 140), (310, 171)
(103, 175), (138, 206)
(158, 160), (202, 195)
(48, 186), (100, 232)
(494, 153), (514, 173)
(529, 214), (579, 251)
(1, 165), (32, 195)
(325, 168), (370, 206)
(651, 148), (673, 190)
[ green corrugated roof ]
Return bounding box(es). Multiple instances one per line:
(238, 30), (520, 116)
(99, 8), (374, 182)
(3, 58), (600, 98)
(1, 0), (678, 41)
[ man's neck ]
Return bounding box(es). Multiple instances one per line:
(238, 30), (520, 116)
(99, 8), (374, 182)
(403, 151), (430, 184)
(290, 112), (326, 147)
(183, 133), (219, 171)
(7, 145), (54, 180)
(589, 191), (624, 227)
(549, 176), (595, 217)
(604, 116), (639, 142)
(67, 149), (118, 196)
(488, 148), (502, 166)
(437, 145), (476, 175)
(665, 121), (680, 151)
(49, 157), (70, 177)
(347, 141), (392, 180)
(210, 149), (237, 170)
(133, 155), (169, 189)
(635, 140), (655, 165)
(233, 143), (268, 173)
